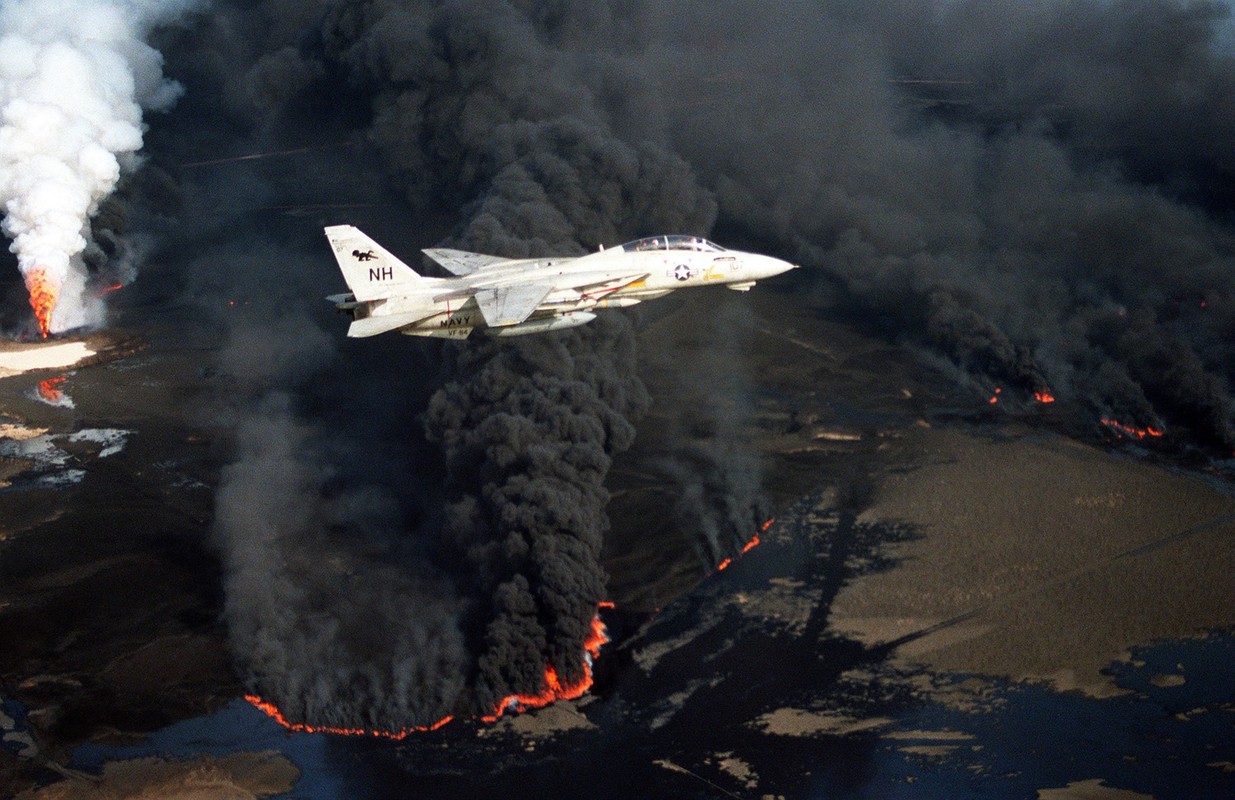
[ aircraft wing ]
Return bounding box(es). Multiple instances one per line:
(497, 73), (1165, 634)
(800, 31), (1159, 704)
(473, 284), (555, 327)
(554, 271), (649, 292)
(422, 248), (508, 276)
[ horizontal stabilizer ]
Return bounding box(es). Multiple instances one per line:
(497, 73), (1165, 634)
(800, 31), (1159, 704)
(326, 292), (363, 311)
(475, 284), (554, 327)
(422, 248), (509, 276)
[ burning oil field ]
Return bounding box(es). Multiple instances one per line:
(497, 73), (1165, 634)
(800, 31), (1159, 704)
(2, 1), (1235, 798)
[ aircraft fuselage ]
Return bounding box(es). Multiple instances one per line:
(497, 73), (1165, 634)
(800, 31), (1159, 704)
(325, 229), (797, 339)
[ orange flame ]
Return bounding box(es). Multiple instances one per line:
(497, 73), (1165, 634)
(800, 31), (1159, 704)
(988, 387), (1002, 405)
(1100, 418), (1165, 440)
(482, 616), (609, 722)
(1034, 390), (1056, 404)
(248, 605), (614, 735)
(717, 519), (772, 571)
(25, 268), (57, 339)
(244, 695), (453, 740)
(37, 376), (66, 403)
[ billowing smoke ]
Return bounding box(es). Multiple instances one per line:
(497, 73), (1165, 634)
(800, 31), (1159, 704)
(307, 0), (719, 710)
(157, 0), (1235, 730)
(215, 390), (468, 729)
(423, 319), (649, 706)
(194, 0), (729, 723)
(643, 0), (1235, 449)
(202, 239), (471, 728)
(652, 301), (771, 569)
(0, 0), (195, 336)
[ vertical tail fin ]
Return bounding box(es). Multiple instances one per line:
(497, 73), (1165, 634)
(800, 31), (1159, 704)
(324, 225), (424, 301)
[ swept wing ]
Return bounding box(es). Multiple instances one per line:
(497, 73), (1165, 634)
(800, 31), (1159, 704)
(473, 284), (555, 327)
(422, 248), (509, 276)
(432, 272), (649, 328)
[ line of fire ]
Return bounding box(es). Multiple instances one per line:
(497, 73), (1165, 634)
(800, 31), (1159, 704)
(247, 607), (613, 737)
(246, 519), (780, 739)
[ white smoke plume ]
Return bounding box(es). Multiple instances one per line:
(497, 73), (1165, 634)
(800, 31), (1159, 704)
(0, 0), (197, 335)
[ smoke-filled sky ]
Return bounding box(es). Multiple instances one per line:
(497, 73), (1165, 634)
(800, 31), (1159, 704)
(32, 0), (1235, 446)
(6, 0), (1235, 728)
(649, 0), (1235, 447)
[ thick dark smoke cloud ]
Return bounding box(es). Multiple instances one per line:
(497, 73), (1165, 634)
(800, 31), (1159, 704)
(422, 319), (649, 702)
(649, 299), (771, 568)
(158, 0), (731, 722)
(642, 0), (1235, 447)
(129, 0), (1235, 728)
(214, 392), (468, 729)
(301, 0), (720, 708)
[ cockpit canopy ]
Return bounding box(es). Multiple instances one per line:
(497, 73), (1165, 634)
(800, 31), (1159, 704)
(617, 235), (726, 253)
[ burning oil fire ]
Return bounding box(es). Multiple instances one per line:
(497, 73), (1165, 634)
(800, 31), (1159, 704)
(25, 268), (57, 339)
(247, 605), (615, 735)
(37, 376), (66, 404)
(986, 387), (1055, 405)
(244, 695), (453, 739)
(482, 615), (609, 722)
(1100, 418), (1165, 440)
(717, 518), (774, 571)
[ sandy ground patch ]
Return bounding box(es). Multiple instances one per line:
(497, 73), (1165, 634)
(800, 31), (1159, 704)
(1035, 778), (1153, 799)
(753, 708), (891, 737)
(14, 751), (298, 799)
(829, 428), (1235, 697)
(478, 700), (597, 740)
(0, 342), (95, 378)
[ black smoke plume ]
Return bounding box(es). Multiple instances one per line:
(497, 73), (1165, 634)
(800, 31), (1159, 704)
(422, 319), (648, 704)
(305, 0), (718, 708)
(647, 0), (1235, 448)
(128, 0), (1235, 729)
(648, 299), (771, 569)
(162, 0), (732, 724)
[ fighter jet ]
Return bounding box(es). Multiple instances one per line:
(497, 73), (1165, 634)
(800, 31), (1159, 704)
(324, 225), (797, 339)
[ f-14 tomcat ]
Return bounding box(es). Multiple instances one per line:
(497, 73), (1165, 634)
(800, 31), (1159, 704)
(324, 225), (798, 339)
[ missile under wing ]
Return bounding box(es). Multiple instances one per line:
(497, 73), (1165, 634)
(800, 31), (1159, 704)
(323, 226), (797, 339)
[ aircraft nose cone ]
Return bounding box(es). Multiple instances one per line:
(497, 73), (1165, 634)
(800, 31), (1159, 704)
(756, 254), (797, 278)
